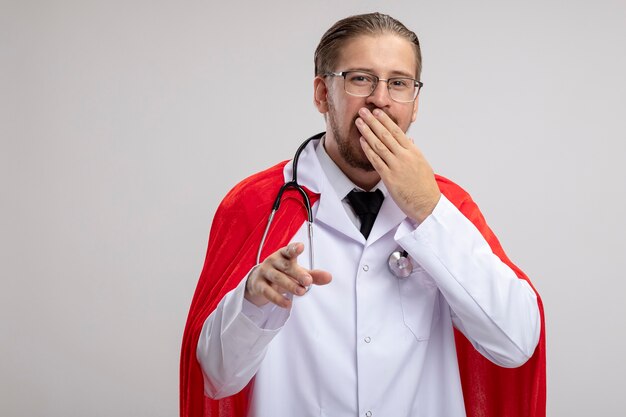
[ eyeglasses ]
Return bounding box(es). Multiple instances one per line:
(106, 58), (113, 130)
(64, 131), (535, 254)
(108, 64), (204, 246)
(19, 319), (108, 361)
(325, 71), (423, 103)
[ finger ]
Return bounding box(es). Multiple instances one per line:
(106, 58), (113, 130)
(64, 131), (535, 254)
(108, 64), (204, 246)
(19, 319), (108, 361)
(261, 266), (307, 296)
(370, 108), (412, 149)
(279, 242), (305, 260)
(356, 118), (394, 165)
(269, 255), (313, 287)
(247, 270), (293, 308)
(360, 136), (390, 173)
(258, 282), (293, 308)
(358, 107), (404, 154)
(309, 269), (333, 286)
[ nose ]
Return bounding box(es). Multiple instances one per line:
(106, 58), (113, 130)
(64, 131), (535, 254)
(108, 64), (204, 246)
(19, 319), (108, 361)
(365, 79), (392, 108)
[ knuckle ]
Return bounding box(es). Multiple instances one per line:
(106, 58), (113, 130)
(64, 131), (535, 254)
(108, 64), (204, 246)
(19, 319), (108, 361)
(269, 257), (282, 270)
(249, 277), (261, 293)
(266, 268), (278, 283)
(253, 281), (264, 296)
(258, 265), (271, 280)
(272, 270), (286, 287)
(261, 258), (273, 270)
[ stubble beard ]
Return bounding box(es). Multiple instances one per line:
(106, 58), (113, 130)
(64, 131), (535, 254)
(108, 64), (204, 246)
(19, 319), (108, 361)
(327, 101), (375, 172)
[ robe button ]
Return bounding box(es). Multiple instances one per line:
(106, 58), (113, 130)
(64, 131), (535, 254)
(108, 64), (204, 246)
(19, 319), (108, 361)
(364, 336), (371, 343)
(365, 411), (372, 417)
(362, 265), (369, 272)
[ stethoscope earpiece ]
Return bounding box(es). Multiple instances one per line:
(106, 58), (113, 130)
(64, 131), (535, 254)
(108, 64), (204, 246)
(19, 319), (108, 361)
(388, 250), (412, 278)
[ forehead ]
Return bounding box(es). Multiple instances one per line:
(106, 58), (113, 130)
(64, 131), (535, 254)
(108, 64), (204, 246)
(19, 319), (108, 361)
(335, 34), (417, 77)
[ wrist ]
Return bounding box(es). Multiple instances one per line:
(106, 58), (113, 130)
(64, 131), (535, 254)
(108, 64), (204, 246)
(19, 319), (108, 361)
(244, 265), (270, 307)
(410, 193), (441, 223)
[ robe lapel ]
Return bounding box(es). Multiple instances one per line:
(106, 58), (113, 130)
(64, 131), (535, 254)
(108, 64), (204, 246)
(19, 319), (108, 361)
(315, 189), (366, 243)
(367, 197), (407, 245)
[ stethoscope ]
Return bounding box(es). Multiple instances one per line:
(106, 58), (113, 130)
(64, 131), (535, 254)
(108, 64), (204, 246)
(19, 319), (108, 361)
(256, 132), (413, 287)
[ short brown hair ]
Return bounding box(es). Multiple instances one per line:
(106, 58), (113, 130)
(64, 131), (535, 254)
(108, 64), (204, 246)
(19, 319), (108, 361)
(314, 12), (422, 79)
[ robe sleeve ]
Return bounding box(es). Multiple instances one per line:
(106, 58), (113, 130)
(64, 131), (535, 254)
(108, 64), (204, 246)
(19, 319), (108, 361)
(180, 161), (319, 417)
(395, 194), (540, 367)
(436, 175), (547, 417)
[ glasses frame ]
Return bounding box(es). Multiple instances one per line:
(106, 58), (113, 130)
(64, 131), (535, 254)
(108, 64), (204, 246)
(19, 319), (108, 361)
(325, 70), (424, 103)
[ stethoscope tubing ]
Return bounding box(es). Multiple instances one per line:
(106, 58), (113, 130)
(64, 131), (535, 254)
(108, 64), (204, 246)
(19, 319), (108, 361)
(256, 132), (324, 270)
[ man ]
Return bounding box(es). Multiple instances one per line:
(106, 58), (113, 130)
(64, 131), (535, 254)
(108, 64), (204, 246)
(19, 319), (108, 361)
(181, 12), (546, 417)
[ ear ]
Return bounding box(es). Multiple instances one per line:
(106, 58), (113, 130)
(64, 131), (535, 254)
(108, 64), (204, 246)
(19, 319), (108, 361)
(313, 76), (329, 113)
(411, 95), (419, 122)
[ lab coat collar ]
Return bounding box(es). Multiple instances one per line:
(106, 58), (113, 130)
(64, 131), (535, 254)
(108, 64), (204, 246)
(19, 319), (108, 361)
(284, 137), (407, 245)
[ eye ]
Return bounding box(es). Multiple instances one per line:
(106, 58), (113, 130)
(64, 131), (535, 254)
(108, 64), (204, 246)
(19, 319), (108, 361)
(347, 73), (375, 85)
(390, 78), (411, 89)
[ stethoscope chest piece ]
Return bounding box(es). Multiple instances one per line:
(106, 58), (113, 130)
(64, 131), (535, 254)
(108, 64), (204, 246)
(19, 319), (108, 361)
(388, 250), (412, 278)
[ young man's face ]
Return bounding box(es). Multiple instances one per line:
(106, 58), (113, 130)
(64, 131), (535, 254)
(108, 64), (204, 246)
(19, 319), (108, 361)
(318, 34), (420, 171)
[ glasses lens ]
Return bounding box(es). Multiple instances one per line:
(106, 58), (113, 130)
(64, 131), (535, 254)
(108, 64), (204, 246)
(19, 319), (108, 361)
(388, 78), (417, 103)
(343, 72), (377, 97)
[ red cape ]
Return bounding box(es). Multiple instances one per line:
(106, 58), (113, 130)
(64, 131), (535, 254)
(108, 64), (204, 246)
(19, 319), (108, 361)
(180, 160), (546, 417)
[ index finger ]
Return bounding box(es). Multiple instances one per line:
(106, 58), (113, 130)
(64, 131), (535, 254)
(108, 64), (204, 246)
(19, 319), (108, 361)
(371, 108), (412, 149)
(270, 251), (313, 287)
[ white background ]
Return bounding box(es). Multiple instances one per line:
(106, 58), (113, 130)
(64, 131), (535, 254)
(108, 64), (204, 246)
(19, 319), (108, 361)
(2, 0), (625, 416)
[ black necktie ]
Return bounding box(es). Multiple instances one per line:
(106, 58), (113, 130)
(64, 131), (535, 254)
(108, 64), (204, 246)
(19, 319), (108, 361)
(346, 189), (384, 239)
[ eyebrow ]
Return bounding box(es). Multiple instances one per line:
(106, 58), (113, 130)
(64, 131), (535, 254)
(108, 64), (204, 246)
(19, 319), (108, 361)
(346, 67), (416, 78)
